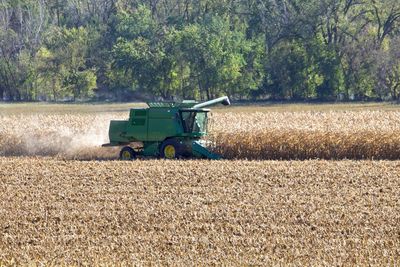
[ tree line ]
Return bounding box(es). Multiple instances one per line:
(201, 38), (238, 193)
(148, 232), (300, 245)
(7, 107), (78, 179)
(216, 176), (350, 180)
(0, 0), (399, 101)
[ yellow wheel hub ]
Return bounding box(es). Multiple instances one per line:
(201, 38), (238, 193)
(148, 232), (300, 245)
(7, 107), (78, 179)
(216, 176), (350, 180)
(164, 145), (176, 159)
(122, 150), (132, 160)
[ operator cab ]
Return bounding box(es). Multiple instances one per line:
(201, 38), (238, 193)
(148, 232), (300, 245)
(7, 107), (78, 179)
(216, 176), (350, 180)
(179, 109), (209, 134)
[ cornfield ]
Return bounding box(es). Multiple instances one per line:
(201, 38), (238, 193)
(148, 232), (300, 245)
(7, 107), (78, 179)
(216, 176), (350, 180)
(208, 111), (400, 160)
(0, 158), (399, 265)
(2, 110), (400, 159)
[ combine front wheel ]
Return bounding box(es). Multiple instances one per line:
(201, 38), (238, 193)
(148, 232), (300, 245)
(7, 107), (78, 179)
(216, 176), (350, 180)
(160, 139), (181, 159)
(119, 146), (136, 160)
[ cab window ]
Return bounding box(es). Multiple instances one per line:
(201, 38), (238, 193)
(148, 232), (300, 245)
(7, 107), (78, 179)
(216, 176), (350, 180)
(180, 111), (208, 133)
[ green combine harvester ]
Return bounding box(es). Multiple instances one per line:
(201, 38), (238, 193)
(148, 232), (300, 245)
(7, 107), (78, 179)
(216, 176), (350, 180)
(103, 96), (230, 160)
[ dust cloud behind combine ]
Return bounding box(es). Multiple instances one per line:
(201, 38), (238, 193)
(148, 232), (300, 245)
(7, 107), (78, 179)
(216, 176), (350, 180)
(0, 113), (125, 159)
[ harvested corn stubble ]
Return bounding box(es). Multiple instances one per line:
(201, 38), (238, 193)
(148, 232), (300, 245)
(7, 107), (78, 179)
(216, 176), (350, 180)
(0, 158), (399, 265)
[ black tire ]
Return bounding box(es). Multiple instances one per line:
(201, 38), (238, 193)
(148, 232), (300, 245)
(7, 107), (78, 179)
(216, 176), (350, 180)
(119, 146), (136, 160)
(160, 139), (182, 159)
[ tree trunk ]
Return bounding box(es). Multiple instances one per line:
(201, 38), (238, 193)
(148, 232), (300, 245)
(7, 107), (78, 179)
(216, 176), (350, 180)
(15, 89), (21, 101)
(52, 77), (57, 102)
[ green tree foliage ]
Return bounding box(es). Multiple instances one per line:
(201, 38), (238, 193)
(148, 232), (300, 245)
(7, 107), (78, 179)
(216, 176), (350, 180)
(111, 7), (263, 100)
(375, 37), (400, 99)
(263, 40), (322, 99)
(177, 16), (263, 99)
(0, 0), (399, 101)
(35, 27), (96, 101)
(111, 6), (172, 98)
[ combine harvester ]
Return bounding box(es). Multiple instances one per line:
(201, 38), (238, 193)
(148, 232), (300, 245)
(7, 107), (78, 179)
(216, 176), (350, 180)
(103, 96), (230, 160)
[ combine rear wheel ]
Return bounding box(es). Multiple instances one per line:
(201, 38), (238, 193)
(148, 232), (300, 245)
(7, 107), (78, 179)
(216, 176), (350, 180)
(119, 146), (136, 160)
(160, 139), (182, 159)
